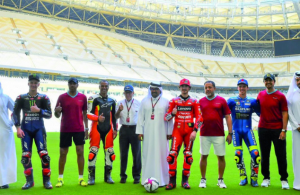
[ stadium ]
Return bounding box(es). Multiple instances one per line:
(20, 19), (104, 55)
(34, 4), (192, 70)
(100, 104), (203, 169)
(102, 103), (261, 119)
(0, 0), (299, 194)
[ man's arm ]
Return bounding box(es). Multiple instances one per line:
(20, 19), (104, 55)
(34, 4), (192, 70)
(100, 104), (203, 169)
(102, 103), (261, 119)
(12, 95), (25, 138)
(115, 101), (123, 119)
(252, 99), (261, 117)
(41, 95), (52, 119)
(288, 102), (299, 130)
(136, 101), (145, 140)
(225, 114), (233, 144)
(54, 95), (62, 118)
(87, 99), (99, 121)
(12, 95), (22, 127)
(164, 99), (175, 121)
(282, 111), (288, 130)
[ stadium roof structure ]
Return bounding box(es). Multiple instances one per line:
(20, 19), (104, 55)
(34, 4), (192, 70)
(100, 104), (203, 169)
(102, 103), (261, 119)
(1, 0), (300, 58)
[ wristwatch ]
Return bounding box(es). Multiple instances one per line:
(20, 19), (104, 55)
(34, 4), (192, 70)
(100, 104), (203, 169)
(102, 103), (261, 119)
(282, 129), (287, 133)
(228, 132), (233, 136)
(85, 128), (89, 131)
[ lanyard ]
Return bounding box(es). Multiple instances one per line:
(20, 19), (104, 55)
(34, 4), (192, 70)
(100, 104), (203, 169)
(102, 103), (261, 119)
(151, 96), (161, 113)
(125, 99), (134, 116)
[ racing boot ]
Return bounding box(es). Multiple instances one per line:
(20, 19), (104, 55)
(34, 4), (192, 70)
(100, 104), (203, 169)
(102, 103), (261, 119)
(239, 175), (248, 186)
(165, 172), (176, 190)
(43, 175), (53, 189)
(181, 172), (190, 189)
(239, 166), (247, 186)
(251, 177), (259, 187)
(88, 166), (96, 185)
(22, 175), (34, 190)
(104, 165), (114, 184)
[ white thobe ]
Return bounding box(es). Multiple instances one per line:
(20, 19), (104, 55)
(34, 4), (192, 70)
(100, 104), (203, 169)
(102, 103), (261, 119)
(0, 94), (17, 186)
(288, 88), (300, 190)
(136, 96), (173, 186)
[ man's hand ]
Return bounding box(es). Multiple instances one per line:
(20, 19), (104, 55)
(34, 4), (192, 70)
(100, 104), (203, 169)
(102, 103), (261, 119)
(85, 130), (89, 140)
(226, 134), (232, 145)
(279, 131), (286, 140)
(17, 127), (25, 138)
(297, 127), (300, 132)
(138, 134), (143, 141)
(55, 103), (62, 113)
(118, 103), (124, 112)
(113, 130), (118, 139)
(30, 103), (40, 113)
(172, 107), (177, 115)
(98, 113), (105, 122)
(190, 131), (197, 141)
(167, 135), (172, 140)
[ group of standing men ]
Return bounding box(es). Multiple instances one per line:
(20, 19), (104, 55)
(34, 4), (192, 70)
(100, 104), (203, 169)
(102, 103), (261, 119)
(0, 71), (300, 191)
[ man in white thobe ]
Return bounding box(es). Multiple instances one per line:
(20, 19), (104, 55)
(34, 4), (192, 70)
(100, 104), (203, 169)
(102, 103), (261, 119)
(0, 82), (17, 189)
(287, 71), (300, 191)
(136, 82), (173, 187)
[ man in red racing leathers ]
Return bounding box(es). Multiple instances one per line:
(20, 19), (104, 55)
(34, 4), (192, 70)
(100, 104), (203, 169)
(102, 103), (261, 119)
(164, 78), (203, 190)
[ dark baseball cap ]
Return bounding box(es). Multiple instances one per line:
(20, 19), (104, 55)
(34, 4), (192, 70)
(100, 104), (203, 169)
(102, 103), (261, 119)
(124, 85), (134, 92)
(28, 74), (40, 82)
(237, 78), (248, 86)
(264, 73), (276, 81)
(68, 77), (78, 84)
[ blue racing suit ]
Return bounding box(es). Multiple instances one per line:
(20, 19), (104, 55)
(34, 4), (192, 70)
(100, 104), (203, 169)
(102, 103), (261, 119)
(227, 96), (261, 181)
(12, 93), (52, 176)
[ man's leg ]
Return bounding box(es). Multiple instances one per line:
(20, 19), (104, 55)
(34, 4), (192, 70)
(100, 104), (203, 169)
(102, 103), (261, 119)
(21, 130), (34, 190)
(34, 128), (52, 189)
(244, 129), (261, 187)
(258, 128), (272, 181)
(199, 136), (211, 180)
(181, 131), (194, 189)
(217, 156), (226, 179)
(233, 130), (247, 186)
(271, 129), (288, 181)
(166, 128), (183, 190)
(119, 126), (130, 183)
(74, 131), (87, 186)
(103, 129), (115, 184)
(56, 132), (71, 187)
(88, 122), (100, 185)
(213, 136), (226, 188)
(129, 126), (141, 184)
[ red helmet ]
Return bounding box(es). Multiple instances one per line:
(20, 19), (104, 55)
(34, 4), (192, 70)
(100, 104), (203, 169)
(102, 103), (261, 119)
(179, 78), (191, 87)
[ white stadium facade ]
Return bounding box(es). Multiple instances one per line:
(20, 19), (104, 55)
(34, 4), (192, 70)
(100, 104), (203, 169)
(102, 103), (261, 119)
(0, 0), (300, 131)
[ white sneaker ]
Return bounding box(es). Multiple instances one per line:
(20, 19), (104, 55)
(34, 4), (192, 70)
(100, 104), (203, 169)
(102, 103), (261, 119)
(281, 181), (289, 190)
(261, 179), (270, 187)
(217, 178), (227, 188)
(199, 178), (206, 188)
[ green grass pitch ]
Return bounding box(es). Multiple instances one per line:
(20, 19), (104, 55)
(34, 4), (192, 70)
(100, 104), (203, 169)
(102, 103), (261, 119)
(3, 131), (297, 195)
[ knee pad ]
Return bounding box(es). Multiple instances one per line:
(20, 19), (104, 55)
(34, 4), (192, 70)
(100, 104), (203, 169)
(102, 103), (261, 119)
(21, 152), (32, 167)
(39, 150), (50, 167)
(184, 151), (193, 165)
(105, 147), (115, 166)
(42, 168), (51, 177)
(234, 149), (243, 165)
(169, 169), (176, 177)
(250, 149), (261, 165)
(183, 169), (190, 177)
(24, 168), (33, 176)
(88, 146), (98, 166)
(167, 151), (178, 165)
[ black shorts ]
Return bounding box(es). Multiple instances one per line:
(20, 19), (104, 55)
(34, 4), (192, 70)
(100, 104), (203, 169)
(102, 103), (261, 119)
(60, 132), (85, 148)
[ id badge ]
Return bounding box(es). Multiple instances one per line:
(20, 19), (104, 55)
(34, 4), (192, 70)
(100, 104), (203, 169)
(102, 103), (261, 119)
(151, 113), (155, 120)
(126, 116), (130, 123)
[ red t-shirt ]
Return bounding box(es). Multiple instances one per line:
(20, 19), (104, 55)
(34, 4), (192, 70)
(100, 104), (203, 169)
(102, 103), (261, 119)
(56, 92), (87, 133)
(199, 95), (231, 136)
(257, 90), (288, 129)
